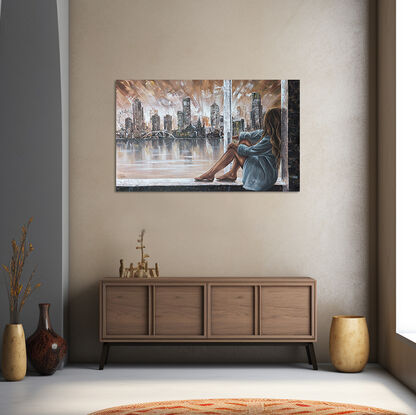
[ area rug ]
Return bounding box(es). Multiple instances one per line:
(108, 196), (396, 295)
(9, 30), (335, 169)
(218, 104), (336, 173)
(90, 398), (402, 414)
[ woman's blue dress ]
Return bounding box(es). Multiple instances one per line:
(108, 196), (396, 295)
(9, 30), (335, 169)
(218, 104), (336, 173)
(237, 130), (278, 191)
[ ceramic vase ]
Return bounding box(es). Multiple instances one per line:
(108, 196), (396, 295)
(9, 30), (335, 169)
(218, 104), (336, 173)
(26, 303), (67, 375)
(1, 324), (27, 381)
(330, 315), (369, 372)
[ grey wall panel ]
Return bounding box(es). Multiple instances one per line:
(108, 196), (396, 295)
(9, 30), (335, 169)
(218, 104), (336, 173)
(0, 0), (65, 361)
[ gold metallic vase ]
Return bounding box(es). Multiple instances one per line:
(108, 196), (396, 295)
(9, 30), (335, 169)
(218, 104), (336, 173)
(1, 324), (27, 381)
(329, 315), (369, 373)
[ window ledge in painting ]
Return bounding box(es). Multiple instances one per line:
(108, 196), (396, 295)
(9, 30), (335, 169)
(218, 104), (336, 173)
(116, 177), (287, 192)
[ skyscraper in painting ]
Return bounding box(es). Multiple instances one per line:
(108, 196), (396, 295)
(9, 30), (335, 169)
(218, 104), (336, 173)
(250, 92), (263, 130)
(196, 118), (205, 137)
(210, 102), (220, 129)
(233, 119), (245, 136)
(164, 114), (172, 133)
(151, 113), (160, 131)
(177, 111), (184, 130)
(125, 117), (133, 138)
(132, 98), (144, 137)
(183, 97), (191, 127)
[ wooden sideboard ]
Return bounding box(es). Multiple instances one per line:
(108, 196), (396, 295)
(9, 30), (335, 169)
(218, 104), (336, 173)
(99, 277), (317, 369)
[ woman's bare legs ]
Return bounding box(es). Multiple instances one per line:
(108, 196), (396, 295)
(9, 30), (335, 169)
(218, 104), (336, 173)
(215, 159), (240, 181)
(194, 139), (251, 182)
(194, 148), (244, 181)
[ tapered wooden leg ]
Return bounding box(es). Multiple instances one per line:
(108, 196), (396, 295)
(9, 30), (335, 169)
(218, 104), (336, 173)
(99, 342), (110, 370)
(305, 343), (312, 365)
(307, 343), (318, 370)
(104, 343), (110, 365)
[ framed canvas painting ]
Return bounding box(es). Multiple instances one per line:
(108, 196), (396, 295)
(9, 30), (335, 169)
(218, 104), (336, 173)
(116, 80), (299, 192)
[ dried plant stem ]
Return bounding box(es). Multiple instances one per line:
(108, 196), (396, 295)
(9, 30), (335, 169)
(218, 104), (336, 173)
(19, 266), (39, 312)
(1, 218), (40, 323)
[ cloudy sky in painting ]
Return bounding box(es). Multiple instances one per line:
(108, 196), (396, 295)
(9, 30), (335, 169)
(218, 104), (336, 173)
(116, 80), (281, 130)
(232, 80), (281, 120)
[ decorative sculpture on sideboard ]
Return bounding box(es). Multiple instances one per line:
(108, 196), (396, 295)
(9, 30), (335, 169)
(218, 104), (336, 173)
(119, 229), (159, 278)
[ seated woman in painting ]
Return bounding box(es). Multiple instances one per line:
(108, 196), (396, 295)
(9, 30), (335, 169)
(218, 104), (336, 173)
(195, 107), (281, 191)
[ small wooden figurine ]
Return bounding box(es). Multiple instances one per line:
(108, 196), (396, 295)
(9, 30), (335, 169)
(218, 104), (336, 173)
(119, 259), (124, 278)
(128, 263), (135, 278)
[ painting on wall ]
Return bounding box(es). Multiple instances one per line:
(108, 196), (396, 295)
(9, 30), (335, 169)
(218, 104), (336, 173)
(116, 80), (299, 192)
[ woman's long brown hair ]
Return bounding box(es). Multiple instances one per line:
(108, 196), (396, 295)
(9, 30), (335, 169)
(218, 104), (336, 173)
(261, 107), (281, 168)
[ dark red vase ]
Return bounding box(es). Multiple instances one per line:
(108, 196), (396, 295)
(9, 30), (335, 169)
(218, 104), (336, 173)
(26, 303), (67, 375)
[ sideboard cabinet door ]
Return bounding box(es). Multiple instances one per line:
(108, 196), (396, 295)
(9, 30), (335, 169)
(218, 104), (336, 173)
(260, 286), (312, 337)
(103, 285), (149, 338)
(154, 285), (205, 337)
(209, 285), (256, 337)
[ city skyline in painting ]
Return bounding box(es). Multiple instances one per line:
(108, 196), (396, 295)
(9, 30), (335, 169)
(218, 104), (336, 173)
(116, 80), (281, 138)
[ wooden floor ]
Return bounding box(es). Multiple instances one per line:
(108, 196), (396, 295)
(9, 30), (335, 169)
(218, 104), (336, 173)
(0, 364), (415, 415)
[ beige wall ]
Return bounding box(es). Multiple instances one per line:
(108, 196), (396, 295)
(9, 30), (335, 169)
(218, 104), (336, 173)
(70, 0), (377, 363)
(377, 0), (416, 392)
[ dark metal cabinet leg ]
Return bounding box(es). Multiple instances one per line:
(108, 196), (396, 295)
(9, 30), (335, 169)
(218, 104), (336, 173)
(305, 343), (312, 365)
(99, 342), (110, 370)
(104, 343), (110, 365)
(307, 343), (318, 370)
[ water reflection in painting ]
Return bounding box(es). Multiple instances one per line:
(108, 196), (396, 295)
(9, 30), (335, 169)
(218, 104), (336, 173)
(116, 138), (235, 180)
